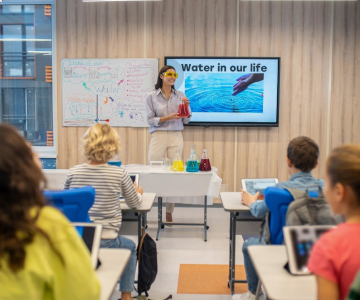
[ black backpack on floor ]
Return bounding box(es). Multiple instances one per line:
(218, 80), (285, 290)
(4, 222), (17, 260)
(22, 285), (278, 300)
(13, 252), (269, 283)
(137, 228), (158, 297)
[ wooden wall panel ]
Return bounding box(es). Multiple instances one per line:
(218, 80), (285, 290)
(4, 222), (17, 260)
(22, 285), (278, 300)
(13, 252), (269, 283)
(56, 0), (146, 168)
(330, 1), (360, 149)
(235, 2), (331, 189)
(55, 0), (359, 193)
(145, 0), (237, 191)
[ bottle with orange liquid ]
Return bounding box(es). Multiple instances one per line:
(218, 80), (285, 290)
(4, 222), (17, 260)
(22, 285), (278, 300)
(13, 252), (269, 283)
(177, 98), (190, 117)
(199, 149), (211, 171)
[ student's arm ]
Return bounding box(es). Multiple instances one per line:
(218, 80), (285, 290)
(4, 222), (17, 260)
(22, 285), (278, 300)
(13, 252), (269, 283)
(242, 190), (268, 218)
(316, 276), (339, 300)
(249, 201), (269, 218)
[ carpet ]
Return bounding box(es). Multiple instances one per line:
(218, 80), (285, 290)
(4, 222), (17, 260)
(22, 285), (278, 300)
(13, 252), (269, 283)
(177, 264), (247, 295)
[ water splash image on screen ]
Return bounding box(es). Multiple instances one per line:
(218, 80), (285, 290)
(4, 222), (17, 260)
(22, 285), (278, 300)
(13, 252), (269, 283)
(185, 73), (264, 113)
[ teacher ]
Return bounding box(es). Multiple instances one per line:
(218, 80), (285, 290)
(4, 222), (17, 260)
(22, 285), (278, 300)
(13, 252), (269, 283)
(145, 65), (192, 223)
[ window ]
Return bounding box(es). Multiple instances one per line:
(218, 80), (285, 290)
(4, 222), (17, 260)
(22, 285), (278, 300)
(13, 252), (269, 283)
(0, 2), (55, 153)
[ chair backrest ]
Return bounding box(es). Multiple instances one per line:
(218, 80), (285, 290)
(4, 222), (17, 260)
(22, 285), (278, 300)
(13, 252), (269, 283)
(264, 187), (318, 244)
(44, 186), (95, 222)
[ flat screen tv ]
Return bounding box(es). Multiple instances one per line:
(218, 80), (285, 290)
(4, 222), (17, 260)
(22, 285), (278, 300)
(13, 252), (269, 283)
(164, 57), (280, 127)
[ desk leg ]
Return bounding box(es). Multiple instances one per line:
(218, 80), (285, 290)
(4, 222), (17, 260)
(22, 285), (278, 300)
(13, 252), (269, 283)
(156, 197), (162, 241)
(138, 212), (142, 246)
(230, 212), (236, 294)
(204, 196), (208, 242)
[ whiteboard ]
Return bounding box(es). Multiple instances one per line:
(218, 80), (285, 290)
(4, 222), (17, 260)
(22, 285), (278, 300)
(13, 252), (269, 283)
(61, 58), (158, 127)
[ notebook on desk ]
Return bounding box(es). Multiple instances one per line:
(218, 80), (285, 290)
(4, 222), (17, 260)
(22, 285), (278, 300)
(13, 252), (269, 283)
(72, 223), (103, 269)
(241, 178), (279, 200)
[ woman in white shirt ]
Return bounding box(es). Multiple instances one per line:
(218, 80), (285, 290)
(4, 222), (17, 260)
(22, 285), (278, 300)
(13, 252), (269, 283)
(145, 65), (192, 222)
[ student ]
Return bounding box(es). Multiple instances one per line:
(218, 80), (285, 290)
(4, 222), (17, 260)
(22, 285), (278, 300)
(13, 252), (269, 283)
(308, 145), (360, 300)
(233, 136), (324, 300)
(64, 123), (143, 300)
(0, 124), (100, 300)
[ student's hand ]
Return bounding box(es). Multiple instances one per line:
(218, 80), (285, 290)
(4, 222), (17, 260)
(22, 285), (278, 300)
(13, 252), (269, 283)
(241, 189), (260, 207)
(134, 182), (143, 195)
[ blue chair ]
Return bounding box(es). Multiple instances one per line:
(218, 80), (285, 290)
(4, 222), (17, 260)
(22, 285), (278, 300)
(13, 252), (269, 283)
(264, 187), (318, 245)
(44, 186), (95, 222)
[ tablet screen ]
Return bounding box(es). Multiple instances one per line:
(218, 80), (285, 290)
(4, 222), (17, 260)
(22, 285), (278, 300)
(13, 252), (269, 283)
(130, 175), (136, 183)
(75, 225), (96, 253)
(242, 178), (278, 199)
(289, 227), (330, 272)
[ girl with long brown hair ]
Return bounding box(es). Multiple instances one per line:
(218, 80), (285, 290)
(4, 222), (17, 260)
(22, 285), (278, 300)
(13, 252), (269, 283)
(0, 124), (100, 300)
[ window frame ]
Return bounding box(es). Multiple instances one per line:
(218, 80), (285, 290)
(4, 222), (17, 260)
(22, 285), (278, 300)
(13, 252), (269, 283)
(1, 0), (56, 159)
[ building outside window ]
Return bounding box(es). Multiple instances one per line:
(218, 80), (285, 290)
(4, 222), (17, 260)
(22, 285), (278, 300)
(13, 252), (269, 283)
(0, 1), (55, 156)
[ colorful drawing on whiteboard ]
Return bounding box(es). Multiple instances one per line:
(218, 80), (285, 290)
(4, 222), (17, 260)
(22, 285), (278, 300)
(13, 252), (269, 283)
(62, 58), (158, 127)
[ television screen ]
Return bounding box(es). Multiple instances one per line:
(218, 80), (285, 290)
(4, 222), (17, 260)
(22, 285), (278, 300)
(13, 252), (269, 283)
(164, 57), (280, 127)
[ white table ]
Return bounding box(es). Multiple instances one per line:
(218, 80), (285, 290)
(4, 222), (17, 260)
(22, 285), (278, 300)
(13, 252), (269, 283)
(97, 248), (131, 300)
(125, 165), (222, 242)
(248, 246), (316, 300)
(220, 192), (261, 294)
(120, 192), (156, 244)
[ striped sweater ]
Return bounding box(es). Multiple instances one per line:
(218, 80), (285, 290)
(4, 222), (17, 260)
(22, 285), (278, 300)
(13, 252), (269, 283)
(63, 163), (141, 239)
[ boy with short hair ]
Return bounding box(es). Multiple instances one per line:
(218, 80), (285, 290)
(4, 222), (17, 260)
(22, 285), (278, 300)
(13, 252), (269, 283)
(233, 136), (324, 300)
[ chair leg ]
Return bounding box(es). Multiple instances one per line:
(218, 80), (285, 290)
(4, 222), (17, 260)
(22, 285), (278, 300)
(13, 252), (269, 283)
(255, 280), (262, 300)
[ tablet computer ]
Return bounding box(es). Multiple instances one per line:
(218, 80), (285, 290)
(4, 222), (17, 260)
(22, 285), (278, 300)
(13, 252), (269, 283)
(72, 222), (103, 269)
(128, 173), (139, 186)
(283, 225), (335, 275)
(120, 174), (140, 202)
(241, 178), (279, 200)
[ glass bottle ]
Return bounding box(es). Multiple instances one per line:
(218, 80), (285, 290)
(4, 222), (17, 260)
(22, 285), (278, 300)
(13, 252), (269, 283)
(186, 148), (199, 172)
(171, 151), (184, 171)
(199, 149), (211, 171)
(186, 144), (200, 166)
(177, 98), (190, 117)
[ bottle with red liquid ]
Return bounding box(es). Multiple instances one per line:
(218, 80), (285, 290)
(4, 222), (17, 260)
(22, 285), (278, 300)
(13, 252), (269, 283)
(199, 149), (212, 171)
(177, 98), (190, 117)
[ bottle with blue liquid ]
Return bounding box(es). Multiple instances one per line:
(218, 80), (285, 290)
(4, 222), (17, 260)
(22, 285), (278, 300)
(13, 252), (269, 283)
(186, 146), (200, 172)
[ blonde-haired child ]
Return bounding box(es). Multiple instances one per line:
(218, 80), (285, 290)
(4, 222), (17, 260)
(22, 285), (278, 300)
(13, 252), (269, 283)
(308, 145), (360, 300)
(64, 123), (143, 300)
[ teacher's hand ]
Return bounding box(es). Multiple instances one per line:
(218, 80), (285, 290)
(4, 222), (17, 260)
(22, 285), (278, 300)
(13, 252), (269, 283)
(181, 96), (190, 105)
(168, 113), (182, 120)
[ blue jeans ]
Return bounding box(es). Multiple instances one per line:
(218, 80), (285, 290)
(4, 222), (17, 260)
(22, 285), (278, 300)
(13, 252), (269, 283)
(100, 235), (137, 293)
(242, 237), (265, 294)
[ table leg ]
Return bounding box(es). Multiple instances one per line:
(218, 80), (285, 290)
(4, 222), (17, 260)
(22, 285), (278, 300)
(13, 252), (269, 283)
(231, 212), (236, 294)
(204, 196), (208, 242)
(255, 280), (262, 300)
(156, 197), (162, 241)
(228, 212), (232, 288)
(138, 212), (142, 246)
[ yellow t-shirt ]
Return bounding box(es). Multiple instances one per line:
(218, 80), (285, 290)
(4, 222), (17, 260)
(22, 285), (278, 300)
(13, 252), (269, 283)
(0, 206), (100, 300)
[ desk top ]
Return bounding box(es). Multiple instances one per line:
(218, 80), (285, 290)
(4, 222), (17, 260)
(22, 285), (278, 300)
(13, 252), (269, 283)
(120, 192), (156, 212)
(124, 165), (217, 176)
(96, 248), (131, 300)
(220, 192), (250, 212)
(248, 245), (316, 300)
(125, 166), (222, 198)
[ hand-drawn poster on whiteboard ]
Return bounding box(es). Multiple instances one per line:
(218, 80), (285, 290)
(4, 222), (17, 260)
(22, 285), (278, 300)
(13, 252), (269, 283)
(61, 58), (158, 127)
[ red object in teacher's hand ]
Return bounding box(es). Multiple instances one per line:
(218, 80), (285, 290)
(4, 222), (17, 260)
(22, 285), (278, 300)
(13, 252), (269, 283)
(177, 99), (190, 117)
